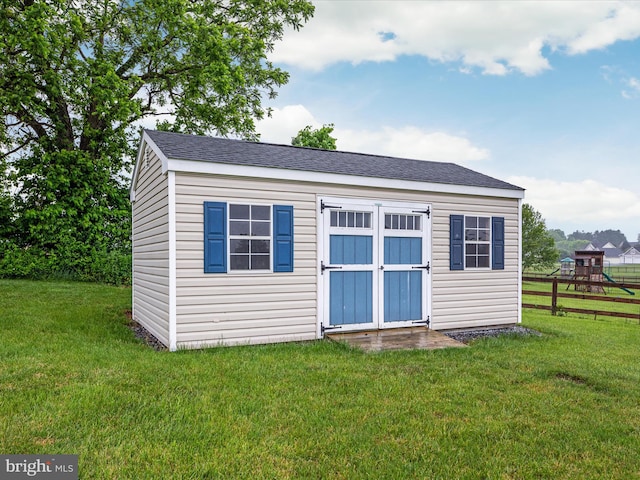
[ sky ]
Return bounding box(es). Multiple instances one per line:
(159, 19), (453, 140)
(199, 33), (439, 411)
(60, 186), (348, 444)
(253, 0), (640, 243)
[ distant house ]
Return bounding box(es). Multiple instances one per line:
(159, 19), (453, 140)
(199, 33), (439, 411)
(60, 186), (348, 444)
(621, 245), (640, 264)
(130, 130), (524, 350)
(583, 241), (623, 266)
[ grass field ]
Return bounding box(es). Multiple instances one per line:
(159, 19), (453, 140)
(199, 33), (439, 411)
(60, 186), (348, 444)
(2, 280), (640, 478)
(522, 276), (640, 318)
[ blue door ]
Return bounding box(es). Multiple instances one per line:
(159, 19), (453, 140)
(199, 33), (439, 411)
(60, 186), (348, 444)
(380, 206), (429, 328)
(322, 199), (431, 333)
(323, 203), (377, 331)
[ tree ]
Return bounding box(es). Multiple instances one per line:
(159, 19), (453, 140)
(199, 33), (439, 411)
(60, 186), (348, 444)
(292, 124), (337, 150)
(0, 0), (314, 281)
(548, 229), (566, 242)
(567, 230), (593, 242)
(522, 203), (559, 271)
(592, 229), (627, 247)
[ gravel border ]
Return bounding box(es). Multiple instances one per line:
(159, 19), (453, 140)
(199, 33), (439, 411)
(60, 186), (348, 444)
(443, 325), (541, 344)
(124, 310), (167, 351)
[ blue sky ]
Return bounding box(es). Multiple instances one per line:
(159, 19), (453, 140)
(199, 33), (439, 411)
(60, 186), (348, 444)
(255, 1), (640, 242)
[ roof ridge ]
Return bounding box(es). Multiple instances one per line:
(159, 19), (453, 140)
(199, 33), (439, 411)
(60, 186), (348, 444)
(144, 128), (459, 166)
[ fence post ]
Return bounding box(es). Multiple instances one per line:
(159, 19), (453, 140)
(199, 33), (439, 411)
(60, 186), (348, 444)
(551, 278), (558, 316)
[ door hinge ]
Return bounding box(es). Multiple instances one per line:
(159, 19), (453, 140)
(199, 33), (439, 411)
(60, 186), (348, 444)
(321, 322), (342, 334)
(412, 316), (430, 327)
(321, 199), (342, 212)
(412, 261), (430, 273)
(412, 207), (430, 218)
(321, 261), (343, 274)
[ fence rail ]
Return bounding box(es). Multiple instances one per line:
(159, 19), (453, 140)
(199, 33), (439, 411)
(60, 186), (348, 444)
(522, 276), (640, 321)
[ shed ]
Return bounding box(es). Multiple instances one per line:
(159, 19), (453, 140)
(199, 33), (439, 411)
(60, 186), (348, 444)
(130, 130), (525, 350)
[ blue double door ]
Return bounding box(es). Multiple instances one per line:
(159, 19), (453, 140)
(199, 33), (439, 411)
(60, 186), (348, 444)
(322, 199), (431, 332)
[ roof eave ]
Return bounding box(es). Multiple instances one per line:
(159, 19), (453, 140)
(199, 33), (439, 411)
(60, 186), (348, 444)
(165, 157), (525, 199)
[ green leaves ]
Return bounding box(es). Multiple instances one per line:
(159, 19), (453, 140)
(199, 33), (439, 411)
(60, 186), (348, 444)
(0, 0), (314, 282)
(522, 203), (559, 271)
(291, 124), (337, 150)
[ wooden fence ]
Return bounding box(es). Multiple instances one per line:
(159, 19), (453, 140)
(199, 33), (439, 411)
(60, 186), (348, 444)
(522, 276), (640, 321)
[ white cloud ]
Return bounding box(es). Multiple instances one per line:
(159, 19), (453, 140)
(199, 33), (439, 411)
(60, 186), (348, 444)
(335, 127), (490, 163)
(256, 105), (489, 163)
(255, 105), (318, 144)
(508, 176), (640, 237)
(272, 1), (640, 75)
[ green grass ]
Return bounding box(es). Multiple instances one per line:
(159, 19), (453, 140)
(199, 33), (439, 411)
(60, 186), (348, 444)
(2, 279), (640, 478)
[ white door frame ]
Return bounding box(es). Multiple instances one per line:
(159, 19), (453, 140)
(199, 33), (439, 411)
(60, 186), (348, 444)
(317, 196), (432, 337)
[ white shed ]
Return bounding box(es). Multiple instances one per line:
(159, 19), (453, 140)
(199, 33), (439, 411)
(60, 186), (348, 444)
(131, 130), (524, 350)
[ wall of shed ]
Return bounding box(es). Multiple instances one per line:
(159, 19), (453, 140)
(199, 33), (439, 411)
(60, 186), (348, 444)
(174, 173), (520, 348)
(131, 148), (170, 345)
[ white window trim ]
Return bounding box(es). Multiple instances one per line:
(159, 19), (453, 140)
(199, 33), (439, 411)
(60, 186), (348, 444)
(228, 202), (273, 274)
(464, 215), (492, 270)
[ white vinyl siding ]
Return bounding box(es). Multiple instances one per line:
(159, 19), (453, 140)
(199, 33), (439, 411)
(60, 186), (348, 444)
(131, 147), (170, 345)
(173, 173), (520, 347)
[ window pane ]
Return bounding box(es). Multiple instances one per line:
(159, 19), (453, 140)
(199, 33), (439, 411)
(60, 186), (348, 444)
(478, 229), (490, 242)
(251, 240), (270, 254)
(230, 204), (250, 219)
(364, 213), (371, 228)
(230, 221), (250, 236)
(478, 217), (490, 228)
(230, 239), (249, 253)
(252, 205), (270, 220)
(385, 214), (391, 229)
(466, 216), (477, 228)
(478, 244), (490, 255)
(251, 221), (270, 236)
(465, 230), (477, 241)
(356, 212), (363, 227)
(399, 215), (406, 230)
(230, 255), (249, 270)
(339, 211), (347, 227)
(392, 215), (399, 229)
(251, 254), (270, 270)
(478, 256), (490, 268)
(330, 210), (338, 227)
(414, 217), (421, 231)
(466, 256), (477, 268)
(466, 244), (477, 255)
(347, 211), (355, 227)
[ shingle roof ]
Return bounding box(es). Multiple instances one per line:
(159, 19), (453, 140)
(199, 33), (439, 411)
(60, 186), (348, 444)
(144, 129), (523, 192)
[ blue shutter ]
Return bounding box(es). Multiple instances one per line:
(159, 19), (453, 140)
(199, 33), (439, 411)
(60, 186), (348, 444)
(492, 216), (505, 270)
(204, 202), (227, 273)
(273, 205), (294, 272)
(450, 215), (464, 270)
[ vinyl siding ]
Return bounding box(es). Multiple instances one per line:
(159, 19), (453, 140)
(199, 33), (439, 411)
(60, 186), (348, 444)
(131, 147), (170, 345)
(174, 173), (520, 347)
(430, 198), (520, 330)
(174, 173), (317, 348)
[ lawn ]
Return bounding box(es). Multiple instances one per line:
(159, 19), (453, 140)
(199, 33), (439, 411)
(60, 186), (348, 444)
(2, 280), (640, 478)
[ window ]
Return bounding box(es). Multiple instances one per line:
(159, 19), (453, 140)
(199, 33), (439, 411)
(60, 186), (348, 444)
(204, 202), (293, 273)
(229, 204), (271, 270)
(464, 216), (490, 268)
(330, 210), (371, 228)
(385, 214), (421, 231)
(450, 215), (504, 271)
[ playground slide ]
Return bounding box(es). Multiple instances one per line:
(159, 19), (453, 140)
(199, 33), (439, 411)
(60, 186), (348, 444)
(603, 272), (636, 295)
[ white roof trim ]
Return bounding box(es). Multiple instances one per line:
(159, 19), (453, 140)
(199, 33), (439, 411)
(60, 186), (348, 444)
(130, 131), (172, 200)
(166, 157), (525, 199)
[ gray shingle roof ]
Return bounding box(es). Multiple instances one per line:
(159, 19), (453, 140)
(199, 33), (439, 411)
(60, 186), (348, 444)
(145, 129), (523, 192)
